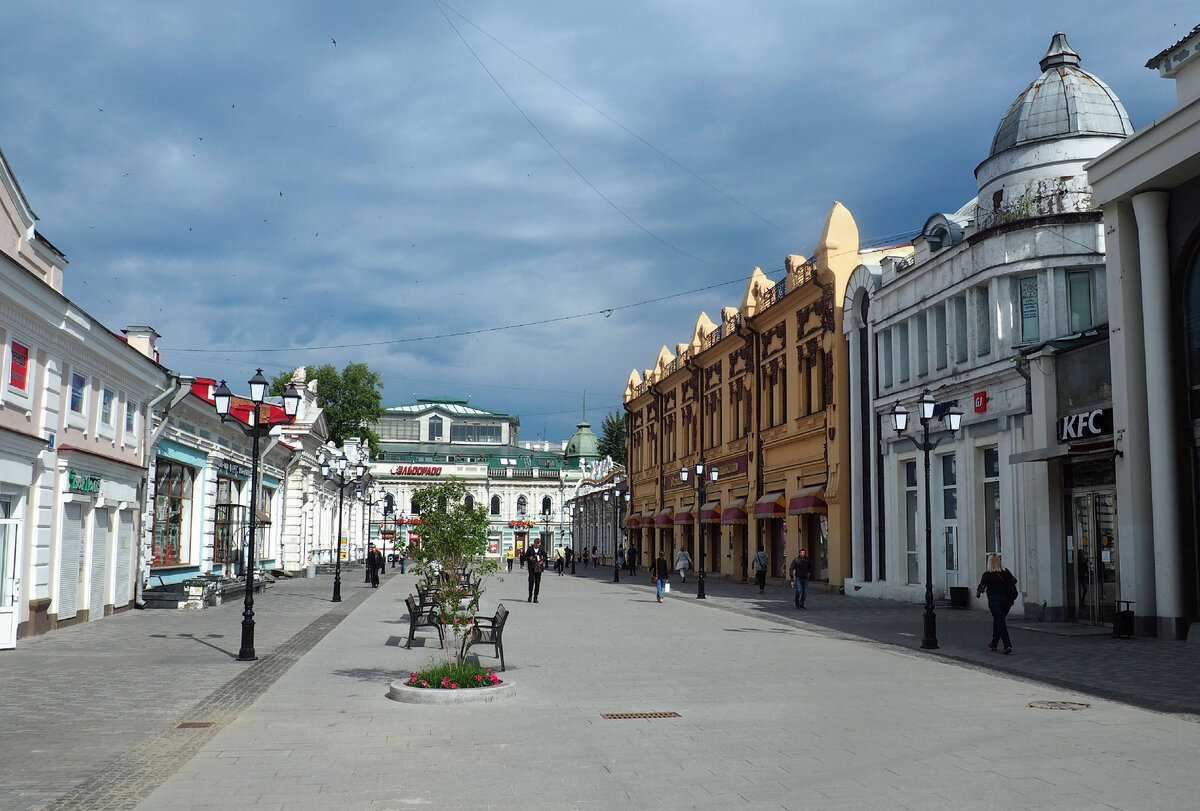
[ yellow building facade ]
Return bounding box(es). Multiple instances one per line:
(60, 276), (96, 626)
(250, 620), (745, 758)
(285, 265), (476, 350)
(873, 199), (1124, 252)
(623, 203), (875, 588)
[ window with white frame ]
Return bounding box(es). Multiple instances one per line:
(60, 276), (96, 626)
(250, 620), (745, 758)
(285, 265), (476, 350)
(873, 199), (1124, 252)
(879, 330), (893, 388)
(125, 400), (137, 434)
(940, 453), (958, 573)
(101, 388), (115, 426)
(905, 460), (919, 584)
(70, 373), (86, 414)
(9, 340), (29, 391)
(1068, 270), (1093, 333)
(954, 295), (968, 363)
(935, 304), (948, 370)
(975, 285), (992, 356)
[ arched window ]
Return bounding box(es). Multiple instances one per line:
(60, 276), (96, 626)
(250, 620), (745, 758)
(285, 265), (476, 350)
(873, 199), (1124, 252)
(410, 497), (418, 515)
(428, 415), (443, 441)
(490, 495), (501, 516)
(464, 494), (474, 510)
(517, 495), (528, 516)
(541, 496), (553, 516)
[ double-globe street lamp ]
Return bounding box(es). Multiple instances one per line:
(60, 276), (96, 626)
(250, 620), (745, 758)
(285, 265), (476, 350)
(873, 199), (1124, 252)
(213, 370), (301, 662)
(359, 483), (380, 583)
(680, 459), (719, 600)
(890, 390), (962, 650)
(319, 446), (367, 603)
(602, 488), (628, 583)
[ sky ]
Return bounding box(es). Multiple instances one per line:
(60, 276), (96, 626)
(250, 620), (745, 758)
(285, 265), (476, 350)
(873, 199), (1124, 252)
(0, 2), (1187, 442)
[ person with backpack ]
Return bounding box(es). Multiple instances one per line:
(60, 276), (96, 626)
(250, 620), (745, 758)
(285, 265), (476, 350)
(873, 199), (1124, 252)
(976, 553), (1017, 654)
(752, 545), (770, 593)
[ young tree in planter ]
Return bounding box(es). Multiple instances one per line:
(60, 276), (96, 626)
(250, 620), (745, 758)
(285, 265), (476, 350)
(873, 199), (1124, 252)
(409, 479), (497, 666)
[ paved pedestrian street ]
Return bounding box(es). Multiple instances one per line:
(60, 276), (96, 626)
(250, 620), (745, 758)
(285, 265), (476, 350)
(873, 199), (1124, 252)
(4, 567), (1200, 810)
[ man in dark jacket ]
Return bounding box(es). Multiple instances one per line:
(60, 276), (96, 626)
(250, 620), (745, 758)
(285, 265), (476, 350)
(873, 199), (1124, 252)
(524, 538), (548, 603)
(366, 545), (384, 588)
(789, 549), (813, 609)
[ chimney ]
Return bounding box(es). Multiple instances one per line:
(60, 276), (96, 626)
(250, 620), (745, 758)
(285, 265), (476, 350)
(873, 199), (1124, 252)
(122, 326), (161, 361)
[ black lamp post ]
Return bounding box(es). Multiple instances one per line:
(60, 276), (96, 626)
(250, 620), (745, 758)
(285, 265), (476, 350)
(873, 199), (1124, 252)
(319, 446), (367, 603)
(681, 459), (719, 600)
(890, 390), (963, 650)
(604, 489), (622, 583)
(213, 370), (301, 663)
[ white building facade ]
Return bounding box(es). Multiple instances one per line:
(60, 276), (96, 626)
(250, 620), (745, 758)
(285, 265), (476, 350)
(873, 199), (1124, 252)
(843, 34), (1134, 627)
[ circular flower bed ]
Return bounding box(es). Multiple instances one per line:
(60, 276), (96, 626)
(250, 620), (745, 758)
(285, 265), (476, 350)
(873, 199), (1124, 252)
(404, 662), (501, 690)
(388, 663), (514, 705)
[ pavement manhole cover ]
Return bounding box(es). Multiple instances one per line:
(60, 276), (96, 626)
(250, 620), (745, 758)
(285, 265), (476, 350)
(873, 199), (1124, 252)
(601, 712), (680, 720)
(1028, 700), (1090, 711)
(175, 721), (215, 729)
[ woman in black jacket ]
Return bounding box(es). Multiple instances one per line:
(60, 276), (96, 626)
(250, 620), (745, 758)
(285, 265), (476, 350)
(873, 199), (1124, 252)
(976, 554), (1015, 654)
(653, 551), (670, 603)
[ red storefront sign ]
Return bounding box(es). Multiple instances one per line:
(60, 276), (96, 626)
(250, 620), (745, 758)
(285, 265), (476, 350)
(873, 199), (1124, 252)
(974, 391), (987, 413)
(391, 465), (443, 475)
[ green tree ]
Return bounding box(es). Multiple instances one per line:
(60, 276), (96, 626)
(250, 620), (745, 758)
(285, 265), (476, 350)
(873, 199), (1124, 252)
(271, 363), (385, 452)
(598, 410), (627, 465)
(409, 479), (497, 665)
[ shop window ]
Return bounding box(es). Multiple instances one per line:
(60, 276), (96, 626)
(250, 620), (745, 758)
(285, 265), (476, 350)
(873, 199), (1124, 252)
(70, 373), (86, 414)
(982, 447), (1001, 556)
(976, 285), (992, 356)
(934, 304), (948, 370)
(1018, 276), (1039, 343)
(9, 341), (28, 391)
(214, 477), (242, 569)
(905, 460), (919, 584)
(1068, 270), (1093, 332)
(153, 460), (195, 566)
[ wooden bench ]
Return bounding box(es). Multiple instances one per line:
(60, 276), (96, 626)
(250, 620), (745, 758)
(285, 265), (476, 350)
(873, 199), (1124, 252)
(460, 604), (509, 671)
(404, 595), (444, 649)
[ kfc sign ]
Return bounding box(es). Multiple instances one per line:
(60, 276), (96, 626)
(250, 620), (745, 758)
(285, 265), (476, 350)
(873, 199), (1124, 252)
(391, 465), (443, 476)
(1059, 408), (1112, 442)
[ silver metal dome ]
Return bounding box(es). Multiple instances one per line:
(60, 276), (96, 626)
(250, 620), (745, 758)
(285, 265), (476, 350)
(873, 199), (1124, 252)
(989, 33), (1133, 157)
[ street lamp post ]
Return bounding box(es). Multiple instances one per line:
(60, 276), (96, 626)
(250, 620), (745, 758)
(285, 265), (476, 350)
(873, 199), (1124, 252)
(360, 484), (379, 583)
(319, 446), (367, 603)
(213, 370), (301, 662)
(681, 459), (719, 600)
(604, 490), (621, 583)
(890, 391), (963, 650)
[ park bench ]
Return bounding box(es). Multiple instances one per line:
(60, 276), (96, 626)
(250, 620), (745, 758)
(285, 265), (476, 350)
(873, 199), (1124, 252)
(404, 595), (444, 649)
(460, 603), (509, 671)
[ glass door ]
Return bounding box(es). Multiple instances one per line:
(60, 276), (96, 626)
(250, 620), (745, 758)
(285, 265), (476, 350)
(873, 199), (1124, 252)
(0, 519), (21, 649)
(1068, 490), (1118, 624)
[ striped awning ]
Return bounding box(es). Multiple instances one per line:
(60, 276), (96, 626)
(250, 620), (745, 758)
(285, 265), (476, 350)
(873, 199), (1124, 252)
(699, 500), (722, 523)
(788, 486), (827, 515)
(673, 504), (695, 525)
(721, 497), (748, 524)
(653, 507), (674, 527)
(625, 512), (643, 528)
(753, 491), (786, 519)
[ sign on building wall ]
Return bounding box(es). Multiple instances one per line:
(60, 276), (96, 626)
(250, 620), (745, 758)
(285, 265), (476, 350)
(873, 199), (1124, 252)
(390, 465), (443, 476)
(68, 469), (102, 494)
(1059, 407), (1113, 442)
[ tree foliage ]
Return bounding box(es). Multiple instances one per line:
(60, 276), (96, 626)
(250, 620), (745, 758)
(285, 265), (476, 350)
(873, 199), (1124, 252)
(408, 479), (497, 666)
(271, 363), (385, 453)
(598, 410), (627, 465)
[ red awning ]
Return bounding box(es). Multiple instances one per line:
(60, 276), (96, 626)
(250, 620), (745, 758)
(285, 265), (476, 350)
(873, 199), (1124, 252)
(699, 500), (722, 523)
(625, 512), (643, 528)
(787, 486), (827, 515)
(653, 508), (674, 527)
(753, 491), (786, 519)
(674, 504), (695, 525)
(721, 497), (748, 524)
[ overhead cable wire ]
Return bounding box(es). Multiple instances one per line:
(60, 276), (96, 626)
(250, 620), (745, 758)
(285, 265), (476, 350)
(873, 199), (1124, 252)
(433, 0), (716, 268)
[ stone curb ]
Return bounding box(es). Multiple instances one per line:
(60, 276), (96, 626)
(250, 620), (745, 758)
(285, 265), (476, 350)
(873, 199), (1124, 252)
(387, 679), (515, 704)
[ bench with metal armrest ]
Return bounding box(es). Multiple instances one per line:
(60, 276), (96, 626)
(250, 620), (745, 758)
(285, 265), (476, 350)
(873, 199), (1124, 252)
(459, 603), (509, 671)
(404, 594), (444, 649)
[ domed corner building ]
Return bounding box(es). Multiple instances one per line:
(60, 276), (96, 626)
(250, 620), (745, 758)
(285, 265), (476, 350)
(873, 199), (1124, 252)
(1089, 22), (1200, 640)
(842, 33), (1137, 632)
(366, 397), (592, 562)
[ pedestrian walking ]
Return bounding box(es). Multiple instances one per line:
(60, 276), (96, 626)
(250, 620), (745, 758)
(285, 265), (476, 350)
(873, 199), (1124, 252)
(976, 553), (1017, 654)
(565, 546), (574, 573)
(524, 538), (547, 603)
(519, 544), (526, 569)
(752, 545), (769, 593)
(652, 550), (670, 603)
(789, 549), (813, 608)
(364, 546), (374, 584)
(674, 547), (692, 583)
(617, 545), (625, 571)
(582, 546), (590, 568)
(628, 545), (638, 576)
(591, 545), (598, 566)
(366, 545), (383, 588)
(555, 546), (565, 576)
(506, 546), (515, 572)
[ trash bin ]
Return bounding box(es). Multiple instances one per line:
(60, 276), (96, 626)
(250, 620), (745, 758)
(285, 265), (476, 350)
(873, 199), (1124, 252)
(949, 586), (970, 609)
(1113, 601), (1135, 638)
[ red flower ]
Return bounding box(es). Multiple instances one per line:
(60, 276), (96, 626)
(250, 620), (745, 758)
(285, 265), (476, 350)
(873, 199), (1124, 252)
(475, 674), (483, 682)
(450, 683), (458, 689)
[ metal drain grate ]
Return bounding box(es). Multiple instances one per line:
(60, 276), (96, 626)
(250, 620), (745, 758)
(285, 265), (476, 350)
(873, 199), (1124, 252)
(175, 721), (215, 729)
(601, 712), (680, 720)
(1028, 701), (1090, 711)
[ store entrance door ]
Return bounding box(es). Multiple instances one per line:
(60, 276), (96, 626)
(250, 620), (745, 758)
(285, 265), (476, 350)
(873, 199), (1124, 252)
(1066, 490), (1118, 624)
(0, 519), (20, 649)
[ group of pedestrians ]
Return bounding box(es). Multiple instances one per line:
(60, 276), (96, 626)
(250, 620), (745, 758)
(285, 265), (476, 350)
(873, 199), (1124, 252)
(363, 544), (388, 588)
